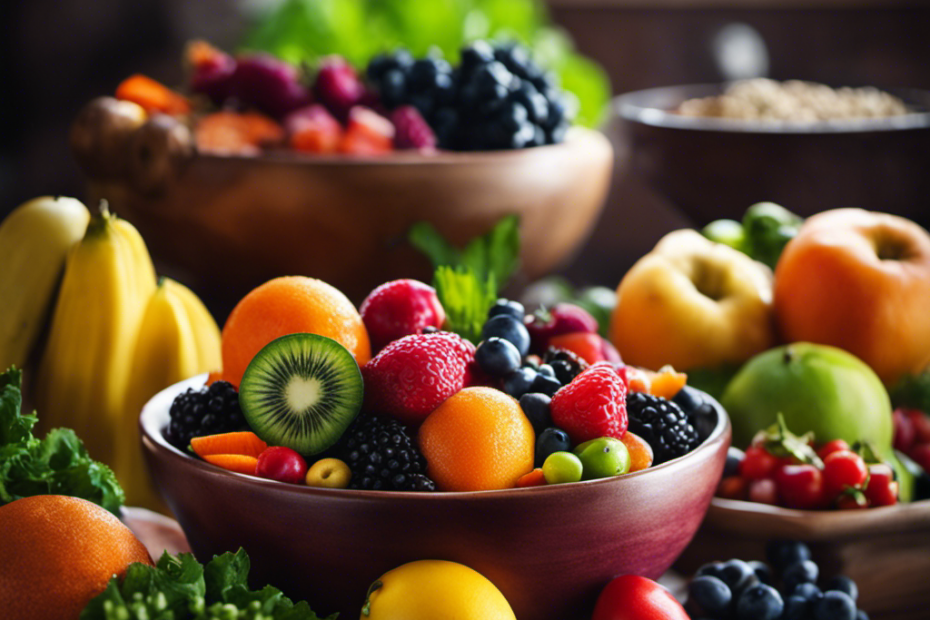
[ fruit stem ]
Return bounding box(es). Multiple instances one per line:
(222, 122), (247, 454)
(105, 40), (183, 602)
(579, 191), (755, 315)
(361, 580), (382, 617)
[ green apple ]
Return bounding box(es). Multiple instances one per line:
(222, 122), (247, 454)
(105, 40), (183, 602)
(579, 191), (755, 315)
(574, 437), (631, 480)
(722, 342), (912, 499)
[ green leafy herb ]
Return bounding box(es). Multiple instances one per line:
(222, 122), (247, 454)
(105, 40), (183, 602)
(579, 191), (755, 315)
(242, 0), (611, 127)
(409, 215), (520, 290)
(759, 413), (823, 468)
(81, 549), (336, 620)
(433, 266), (497, 344)
(0, 367), (124, 514)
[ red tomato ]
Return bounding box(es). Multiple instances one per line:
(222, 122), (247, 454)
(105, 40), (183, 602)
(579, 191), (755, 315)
(822, 450), (868, 499)
(816, 439), (851, 460)
(740, 447), (780, 480)
(864, 464), (898, 507)
(592, 575), (689, 620)
(775, 464), (824, 509)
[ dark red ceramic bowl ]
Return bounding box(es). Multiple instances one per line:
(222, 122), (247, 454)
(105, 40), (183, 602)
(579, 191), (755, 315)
(141, 376), (730, 620)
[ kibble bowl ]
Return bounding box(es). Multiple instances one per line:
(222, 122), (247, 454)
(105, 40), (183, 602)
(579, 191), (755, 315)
(141, 375), (730, 620)
(608, 84), (930, 228)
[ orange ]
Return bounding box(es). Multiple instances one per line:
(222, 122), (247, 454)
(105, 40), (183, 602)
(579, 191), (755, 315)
(419, 387), (534, 492)
(221, 276), (371, 387)
(0, 495), (153, 620)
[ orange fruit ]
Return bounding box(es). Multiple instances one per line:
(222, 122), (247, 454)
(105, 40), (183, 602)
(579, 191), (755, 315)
(0, 495), (153, 620)
(419, 387), (534, 492)
(221, 276), (371, 387)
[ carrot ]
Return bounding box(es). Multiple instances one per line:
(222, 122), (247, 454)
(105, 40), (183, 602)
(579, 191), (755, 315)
(191, 432), (268, 459)
(648, 367), (688, 399)
(116, 74), (191, 115)
(203, 454), (259, 476)
(516, 468), (547, 488)
(195, 111), (284, 155)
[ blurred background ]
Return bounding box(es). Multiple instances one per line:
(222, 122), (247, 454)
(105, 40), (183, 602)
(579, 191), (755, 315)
(3, 0), (930, 298)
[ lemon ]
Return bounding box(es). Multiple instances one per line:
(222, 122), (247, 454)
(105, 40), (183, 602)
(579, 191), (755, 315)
(360, 560), (516, 620)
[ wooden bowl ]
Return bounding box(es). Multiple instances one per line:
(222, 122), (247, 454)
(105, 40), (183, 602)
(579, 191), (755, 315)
(608, 84), (930, 228)
(676, 498), (930, 620)
(77, 116), (612, 306)
(141, 377), (730, 620)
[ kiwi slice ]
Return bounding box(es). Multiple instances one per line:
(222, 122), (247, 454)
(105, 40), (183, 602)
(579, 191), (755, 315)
(239, 333), (363, 455)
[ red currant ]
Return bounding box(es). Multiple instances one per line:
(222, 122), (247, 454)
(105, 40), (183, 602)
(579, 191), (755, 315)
(863, 464), (898, 507)
(775, 464), (824, 509)
(816, 438), (850, 461)
(256, 446), (308, 484)
(740, 446), (780, 480)
(822, 450), (868, 499)
(748, 478), (778, 505)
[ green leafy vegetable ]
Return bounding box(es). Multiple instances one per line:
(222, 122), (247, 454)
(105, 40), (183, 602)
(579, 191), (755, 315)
(409, 215), (520, 289)
(0, 367), (124, 514)
(242, 0), (611, 127)
(433, 266), (497, 344)
(81, 549), (335, 620)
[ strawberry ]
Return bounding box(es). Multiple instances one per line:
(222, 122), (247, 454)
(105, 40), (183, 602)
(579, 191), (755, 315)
(525, 304), (599, 354)
(550, 362), (628, 444)
(313, 57), (366, 121)
(360, 279), (446, 352)
(391, 106), (437, 150)
(286, 104), (343, 154)
(362, 332), (475, 425)
(339, 106), (394, 155)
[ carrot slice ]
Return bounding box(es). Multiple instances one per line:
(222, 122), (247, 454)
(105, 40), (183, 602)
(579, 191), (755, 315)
(202, 454), (259, 476)
(191, 432), (268, 458)
(516, 468), (547, 488)
(195, 111), (284, 155)
(116, 74), (191, 115)
(648, 367), (688, 399)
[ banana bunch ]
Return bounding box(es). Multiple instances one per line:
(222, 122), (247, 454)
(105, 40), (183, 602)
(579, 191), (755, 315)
(0, 198), (221, 511)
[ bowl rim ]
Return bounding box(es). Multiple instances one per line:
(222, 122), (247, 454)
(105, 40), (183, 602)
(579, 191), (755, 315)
(613, 83), (930, 134)
(190, 126), (607, 167)
(141, 374), (731, 501)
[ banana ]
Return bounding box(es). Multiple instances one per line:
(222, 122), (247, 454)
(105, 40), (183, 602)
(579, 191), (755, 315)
(118, 277), (221, 509)
(35, 205), (156, 464)
(0, 196), (90, 371)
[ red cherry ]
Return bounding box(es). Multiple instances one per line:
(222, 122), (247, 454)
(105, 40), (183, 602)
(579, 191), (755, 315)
(822, 450), (869, 499)
(748, 478), (778, 505)
(740, 446), (780, 480)
(256, 446), (308, 484)
(775, 463), (824, 509)
(863, 464), (898, 507)
(816, 438), (851, 461)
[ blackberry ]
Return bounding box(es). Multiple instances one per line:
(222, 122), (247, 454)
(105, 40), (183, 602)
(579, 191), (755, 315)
(626, 392), (699, 464)
(543, 347), (588, 384)
(165, 381), (247, 451)
(335, 415), (436, 492)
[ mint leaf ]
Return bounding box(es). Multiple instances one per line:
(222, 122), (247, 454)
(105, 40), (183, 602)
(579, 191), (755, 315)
(408, 222), (462, 270)
(433, 266), (496, 344)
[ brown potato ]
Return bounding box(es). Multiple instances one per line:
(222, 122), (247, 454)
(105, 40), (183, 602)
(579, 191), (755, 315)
(70, 97), (147, 179)
(128, 114), (193, 195)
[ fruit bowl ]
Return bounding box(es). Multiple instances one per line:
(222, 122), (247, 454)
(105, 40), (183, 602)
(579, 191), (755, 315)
(79, 126), (612, 306)
(141, 375), (730, 620)
(676, 498), (930, 620)
(608, 84), (930, 228)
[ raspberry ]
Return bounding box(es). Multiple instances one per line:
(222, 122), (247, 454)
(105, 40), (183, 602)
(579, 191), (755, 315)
(313, 57), (366, 121)
(339, 106), (394, 155)
(391, 106), (437, 150)
(362, 331), (475, 425)
(550, 362), (629, 444)
(187, 40), (236, 104)
(232, 54), (312, 118)
(359, 279), (445, 352)
(286, 104), (343, 154)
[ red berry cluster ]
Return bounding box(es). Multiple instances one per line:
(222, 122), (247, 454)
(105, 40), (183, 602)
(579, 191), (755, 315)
(893, 407), (930, 473)
(718, 438), (898, 510)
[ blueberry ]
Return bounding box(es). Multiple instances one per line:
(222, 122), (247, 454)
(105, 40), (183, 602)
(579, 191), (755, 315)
(379, 69), (407, 106)
(688, 575), (732, 617)
(502, 368), (537, 399)
(538, 364), (556, 379)
(460, 41), (495, 74)
(535, 427), (571, 467)
(792, 582), (822, 602)
(736, 584), (784, 620)
(546, 120), (569, 145)
(691, 403), (718, 442)
(724, 447), (746, 478)
(720, 559), (756, 593)
(696, 562), (726, 581)
(475, 337), (521, 377)
(530, 72), (555, 93)
(499, 101), (529, 133)
(528, 125), (546, 148)
(367, 49), (413, 81)
(519, 393), (552, 435)
(765, 541), (812, 572)
(812, 591), (856, 620)
(409, 57), (451, 91)
(530, 374), (561, 397)
(509, 122), (536, 149)
(782, 595), (810, 620)
(512, 81), (549, 125)
(482, 315), (530, 356)
(488, 299), (525, 321)
(825, 576), (858, 602)
(493, 43), (532, 79)
(548, 359), (578, 385)
(782, 561), (819, 592)
(672, 385), (704, 412)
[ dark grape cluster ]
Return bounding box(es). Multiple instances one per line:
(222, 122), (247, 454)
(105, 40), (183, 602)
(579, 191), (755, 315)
(626, 391), (700, 464)
(366, 41), (572, 150)
(334, 414), (436, 492)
